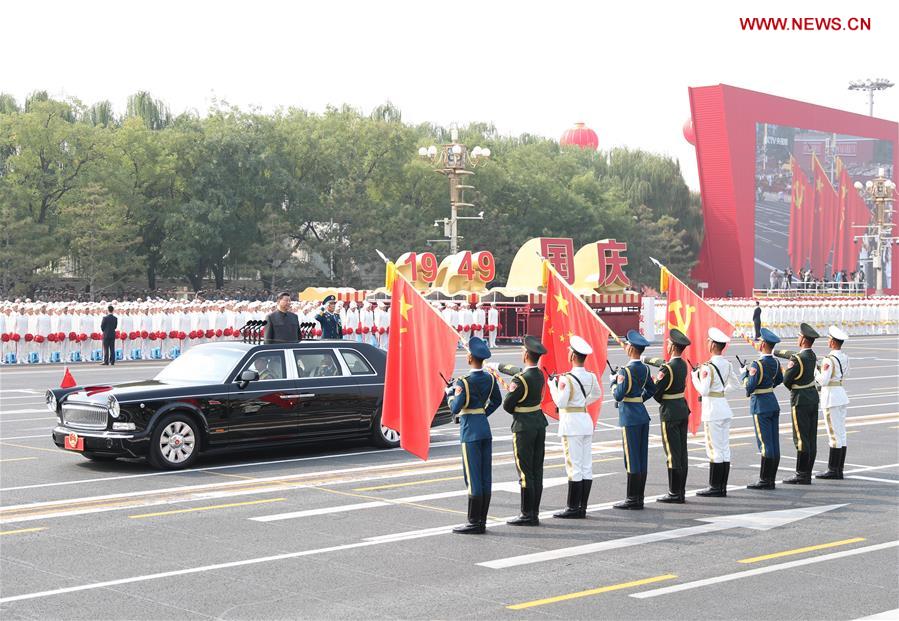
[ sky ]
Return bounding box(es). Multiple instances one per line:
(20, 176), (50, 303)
(5, 0), (897, 189)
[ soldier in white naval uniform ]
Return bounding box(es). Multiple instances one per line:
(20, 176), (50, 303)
(815, 326), (851, 479)
(691, 327), (738, 497)
(548, 335), (603, 518)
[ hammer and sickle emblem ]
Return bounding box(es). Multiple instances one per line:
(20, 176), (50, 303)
(668, 300), (696, 332)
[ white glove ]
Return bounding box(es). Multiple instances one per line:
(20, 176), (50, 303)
(608, 373), (617, 384)
(639, 354), (647, 363)
(444, 385), (455, 396)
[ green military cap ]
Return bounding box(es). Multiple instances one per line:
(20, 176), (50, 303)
(523, 335), (547, 356)
(668, 328), (691, 347)
(799, 323), (820, 340)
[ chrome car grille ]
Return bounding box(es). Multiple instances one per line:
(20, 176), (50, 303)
(62, 403), (108, 430)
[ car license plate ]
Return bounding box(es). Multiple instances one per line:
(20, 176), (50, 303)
(64, 432), (84, 452)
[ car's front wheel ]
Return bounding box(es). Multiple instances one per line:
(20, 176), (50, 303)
(149, 413), (200, 469)
(370, 409), (400, 449)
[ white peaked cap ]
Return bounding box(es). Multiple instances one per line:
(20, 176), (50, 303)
(708, 327), (730, 343)
(828, 326), (849, 341)
(569, 335), (593, 356)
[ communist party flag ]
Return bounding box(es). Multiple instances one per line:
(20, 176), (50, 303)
(540, 260), (611, 424)
(811, 153), (838, 276)
(835, 160), (852, 273)
(659, 264), (735, 435)
(789, 156), (812, 273)
(381, 262), (459, 460)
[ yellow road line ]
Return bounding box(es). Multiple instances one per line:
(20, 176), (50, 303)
(737, 537), (866, 564)
(507, 574), (677, 610)
(0, 527), (46, 536)
(354, 476), (462, 492)
(0, 457), (37, 463)
(128, 498), (285, 519)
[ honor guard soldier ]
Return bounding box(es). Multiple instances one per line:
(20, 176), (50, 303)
(742, 328), (785, 490)
(548, 335), (602, 519)
(611, 330), (656, 510)
(643, 328), (691, 503)
(315, 295), (344, 340)
(774, 322), (820, 484)
(491, 335), (548, 526)
(447, 337), (502, 534)
(691, 327), (737, 498)
(816, 326), (850, 479)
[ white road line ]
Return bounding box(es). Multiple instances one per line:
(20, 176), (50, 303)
(629, 541), (899, 599)
(0, 409), (48, 415)
(0, 417), (55, 423)
(0, 390), (40, 394)
(846, 475), (899, 484)
(856, 608), (899, 620)
(0, 434), (48, 440)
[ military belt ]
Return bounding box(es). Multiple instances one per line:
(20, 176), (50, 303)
(826, 380), (842, 387)
(559, 407), (587, 414)
(622, 397), (643, 403)
(792, 382), (815, 390)
(707, 391), (725, 398)
(460, 408), (485, 415)
(661, 392), (685, 400)
(752, 388), (774, 395)
(513, 404), (543, 413)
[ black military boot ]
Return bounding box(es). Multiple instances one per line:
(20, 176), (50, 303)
(577, 479), (592, 518)
(815, 447), (843, 480)
(554, 481), (583, 519)
(720, 462), (730, 496)
(839, 446), (847, 475)
(614, 473), (644, 510)
(480, 492), (491, 528)
(453, 496), (485, 534)
(657, 469), (684, 503)
(784, 452), (812, 484)
(697, 463), (725, 497)
(507, 488), (533, 526)
(747, 457), (775, 490)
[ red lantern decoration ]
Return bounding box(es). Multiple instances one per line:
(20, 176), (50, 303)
(683, 117), (696, 145)
(560, 122), (599, 150)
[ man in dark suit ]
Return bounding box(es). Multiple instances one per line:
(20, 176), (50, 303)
(752, 301), (762, 340)
(264, 292), (301, 344)
(100, 305), (118, 365)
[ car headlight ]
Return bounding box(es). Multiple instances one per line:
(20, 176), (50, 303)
(108, 395), (120, 419)
(46, 391), (57, 413)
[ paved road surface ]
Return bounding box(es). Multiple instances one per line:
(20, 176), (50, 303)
(1, 336), (897, 619)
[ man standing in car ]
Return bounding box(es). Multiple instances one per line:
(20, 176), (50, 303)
(264, 292), (301, 344)
(100, 305), (118, 366)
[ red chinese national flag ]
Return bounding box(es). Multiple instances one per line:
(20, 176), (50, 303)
(540, 262), (610, 424)
(788, 157), (811, 273)
(811, 154), (838, 276)
(662, 270), (735, 435)
(381, 266), (459, 461)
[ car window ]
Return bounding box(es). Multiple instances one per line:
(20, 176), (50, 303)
(340, 350), (374, 375)
(242, 352), (286, 381)
(295, 350), (343, 378)
(155, 346), (248, 384)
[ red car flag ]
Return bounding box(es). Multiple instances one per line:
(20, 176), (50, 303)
(657, 260), (735, 435)
(539, 259), (615, 424)
(60, 366), (77, 389)
(381, 261), (460, 461)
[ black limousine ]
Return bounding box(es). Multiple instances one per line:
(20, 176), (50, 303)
(48, 341), (452, 469)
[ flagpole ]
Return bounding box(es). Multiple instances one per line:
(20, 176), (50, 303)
(539, 254), (627, 351)
(649, 256), (758, 351)
(376, 249), (469, 352)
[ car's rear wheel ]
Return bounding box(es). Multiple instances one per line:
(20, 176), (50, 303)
(82, 452), (117, 462)
(370, 409), (400, 449)
(149, 413), (200, 469)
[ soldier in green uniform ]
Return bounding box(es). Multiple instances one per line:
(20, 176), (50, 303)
(643, 328), (691, 503)
(774, 322), (820, 485)
(491, 335), (548, 526)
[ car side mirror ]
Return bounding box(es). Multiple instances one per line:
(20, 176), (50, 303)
(237, 369), (259, 389)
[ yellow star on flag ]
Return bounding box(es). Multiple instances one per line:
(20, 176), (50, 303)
(399, 293), (413, 320)
(554, 292), (569, 316)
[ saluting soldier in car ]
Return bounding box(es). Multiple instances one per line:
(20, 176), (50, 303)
(447, 336), (502, 534)
(643, 328), (691, 503)
(489, 335), (548, 526)
(774, 322), (820, 484)
(315, 295), (344, 340)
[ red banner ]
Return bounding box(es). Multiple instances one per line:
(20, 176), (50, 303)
(540, 263), (610, 423)
(662, 271), (735, 435)
(812, 154), (838, 276)
(381, 267), (459, 460)
(788, 156), (812, 273)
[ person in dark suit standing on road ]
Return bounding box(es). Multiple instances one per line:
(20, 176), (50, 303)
(264, 292), (301, 344)
(752, 301), (762, 340)
(100, 305), (118, 365)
